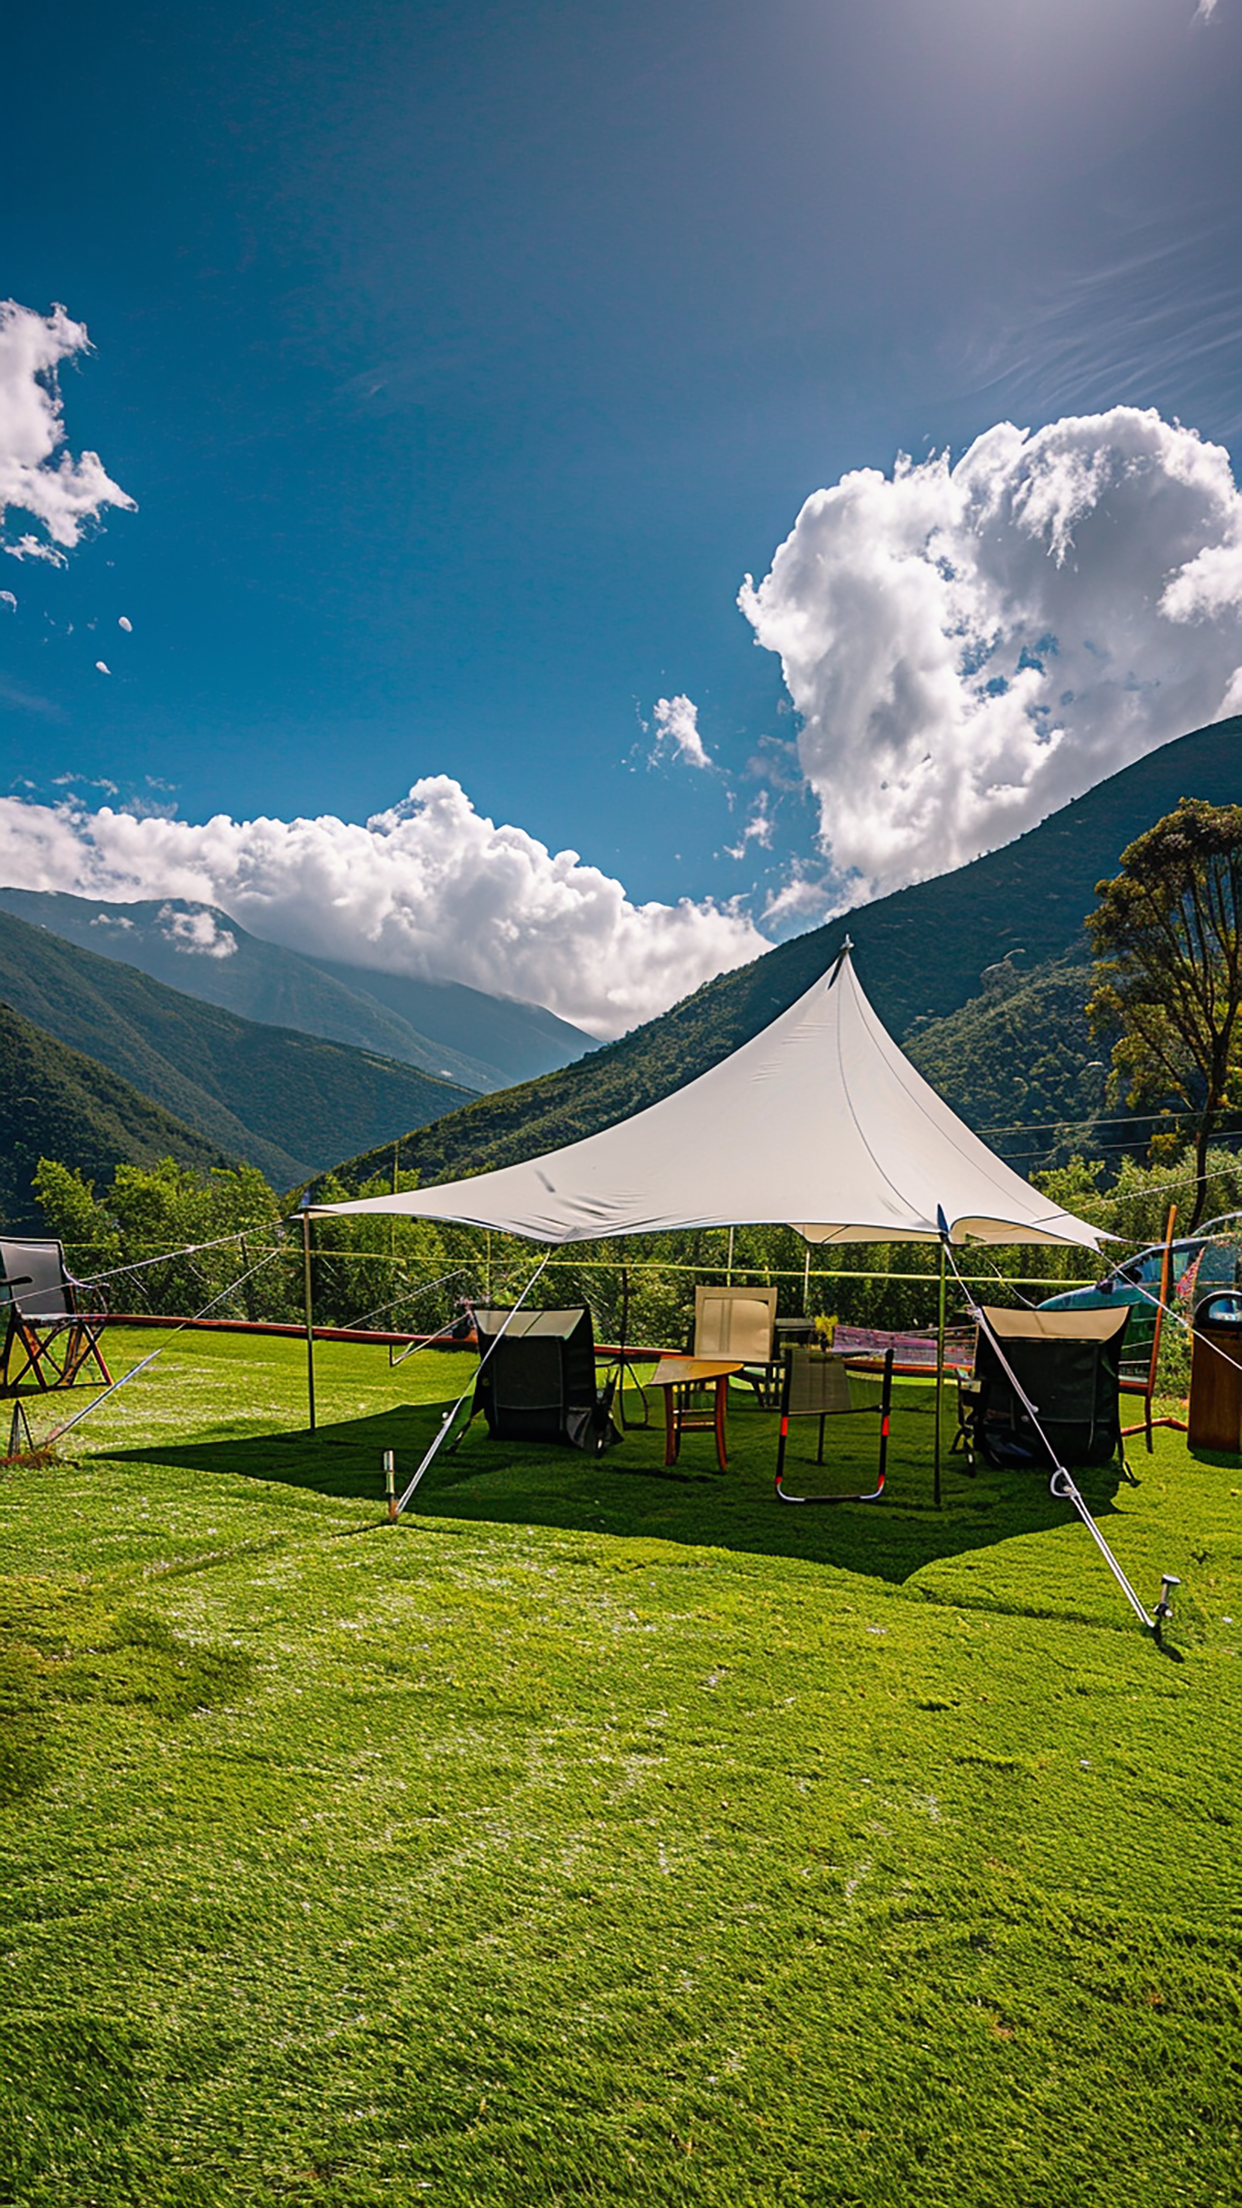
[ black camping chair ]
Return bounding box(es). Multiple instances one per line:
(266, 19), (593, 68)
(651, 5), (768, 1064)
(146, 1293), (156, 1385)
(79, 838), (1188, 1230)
(956, 1305), (1130, 1474)
(464, 1306), (620, 1457)
(774, 1345), (894, 1503)
(0, 1237), (112, 1395)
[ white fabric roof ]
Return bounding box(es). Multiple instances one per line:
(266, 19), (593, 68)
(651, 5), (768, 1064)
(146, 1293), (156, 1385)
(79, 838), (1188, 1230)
(310, 945), (1102, 1250)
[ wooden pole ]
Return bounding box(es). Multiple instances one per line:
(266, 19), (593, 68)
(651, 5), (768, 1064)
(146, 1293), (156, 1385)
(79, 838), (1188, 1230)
(301, 1202), (316, 1435)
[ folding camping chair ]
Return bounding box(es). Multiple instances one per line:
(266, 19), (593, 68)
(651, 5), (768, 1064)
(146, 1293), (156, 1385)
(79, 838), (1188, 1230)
(0, 1238), (112, 1395)
(774, 1344), (894, 1503)
(956, 1305), (1130, 1476)
(463, 1306), (619, 1456)
(692, 1284), (780, 1407)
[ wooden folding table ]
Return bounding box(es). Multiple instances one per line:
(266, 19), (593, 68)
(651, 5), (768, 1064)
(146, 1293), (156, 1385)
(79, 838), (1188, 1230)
(650, 1356), (744, 1471)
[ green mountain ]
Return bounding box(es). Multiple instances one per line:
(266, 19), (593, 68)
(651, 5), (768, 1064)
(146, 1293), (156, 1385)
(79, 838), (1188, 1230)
(320, 714), (1242, 1194)
(904, 949), (1102, 1169)
(0, 1001), (234, 1232)
(0, 908), (475, 1188)
(0, 889), (595, 1091)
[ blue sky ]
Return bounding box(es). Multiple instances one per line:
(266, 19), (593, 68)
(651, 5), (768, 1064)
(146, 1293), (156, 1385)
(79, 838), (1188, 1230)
(4, 0), (1242, 1031)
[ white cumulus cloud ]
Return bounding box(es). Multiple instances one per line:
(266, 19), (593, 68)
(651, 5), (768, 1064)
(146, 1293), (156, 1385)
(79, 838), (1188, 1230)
(739, 406), (1242, 903)
(0, 301), (135, 562)
(0, 776), (768, 1038)
(652, 693), (711, 769)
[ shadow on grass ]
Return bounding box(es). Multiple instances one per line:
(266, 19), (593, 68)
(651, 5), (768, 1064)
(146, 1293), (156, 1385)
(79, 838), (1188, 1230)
(106, 1383), (1130, 1588)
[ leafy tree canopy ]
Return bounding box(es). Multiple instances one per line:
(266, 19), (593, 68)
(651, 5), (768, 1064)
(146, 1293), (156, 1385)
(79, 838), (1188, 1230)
(1087, 797), (1242, 1227)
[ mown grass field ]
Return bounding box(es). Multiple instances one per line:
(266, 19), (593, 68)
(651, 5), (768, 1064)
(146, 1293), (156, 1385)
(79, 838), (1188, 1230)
(2, 1328), (1240, 2206)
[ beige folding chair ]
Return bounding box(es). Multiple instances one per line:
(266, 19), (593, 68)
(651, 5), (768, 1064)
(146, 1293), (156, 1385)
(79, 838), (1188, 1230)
(693, 1284), (780, 1406)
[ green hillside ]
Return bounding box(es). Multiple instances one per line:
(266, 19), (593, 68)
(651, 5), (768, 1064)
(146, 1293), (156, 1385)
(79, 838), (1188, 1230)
(0, 889), (594, 1092)
(320, 715), (1242, 1193)
(904, 949), (1102, 1168)
(0, 909), (475, 1188)
(0, 1001), (234, 1231)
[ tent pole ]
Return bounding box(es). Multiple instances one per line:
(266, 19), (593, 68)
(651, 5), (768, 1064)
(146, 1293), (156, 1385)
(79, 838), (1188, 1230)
(301, 1201), (316, 1435)
(803, 1243), (811, 1316)
(726, 1225), (734, 1285)
(933, 1239), (946, 1509)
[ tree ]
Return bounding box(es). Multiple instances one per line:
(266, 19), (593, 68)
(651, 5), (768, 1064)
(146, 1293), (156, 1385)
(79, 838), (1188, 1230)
(1087, 798), (1242, 1229)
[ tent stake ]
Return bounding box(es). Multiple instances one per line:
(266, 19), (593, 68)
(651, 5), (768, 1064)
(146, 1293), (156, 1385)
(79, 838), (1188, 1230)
(301, 1198), (316, 1435)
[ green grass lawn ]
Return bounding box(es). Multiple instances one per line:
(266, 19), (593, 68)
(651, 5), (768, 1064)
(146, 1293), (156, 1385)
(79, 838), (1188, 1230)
(2, 1329), (1240, 2207)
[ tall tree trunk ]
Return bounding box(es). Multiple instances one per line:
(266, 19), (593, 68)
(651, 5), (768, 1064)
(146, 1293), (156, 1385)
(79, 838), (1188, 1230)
(1189, 1105), (1214, 1231)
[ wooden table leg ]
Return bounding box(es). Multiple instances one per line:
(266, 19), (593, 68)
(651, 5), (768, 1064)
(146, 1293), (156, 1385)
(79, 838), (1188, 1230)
(662, 1383), (679, 1466)
(713, 1374), (728, 1471)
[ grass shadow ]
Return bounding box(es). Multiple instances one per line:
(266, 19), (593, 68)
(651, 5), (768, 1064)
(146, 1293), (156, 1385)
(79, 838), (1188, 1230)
(106, 1381), (1130, 1588)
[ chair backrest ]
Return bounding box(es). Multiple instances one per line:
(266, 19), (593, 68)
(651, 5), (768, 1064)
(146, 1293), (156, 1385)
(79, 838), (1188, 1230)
(471, 1306), (597, 1442)
(693, 1284), (777, 1362)
(0, 1238), (74, 1322)
(974, 1303), (1130, 1465)
(784, 1346), (853, 1416)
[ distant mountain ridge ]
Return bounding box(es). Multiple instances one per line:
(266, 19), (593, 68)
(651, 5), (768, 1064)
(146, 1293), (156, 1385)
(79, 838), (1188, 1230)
(0, 889), (596, 1091)
(320, 714), (1242, 1194)
(0, 908), (475, 1187)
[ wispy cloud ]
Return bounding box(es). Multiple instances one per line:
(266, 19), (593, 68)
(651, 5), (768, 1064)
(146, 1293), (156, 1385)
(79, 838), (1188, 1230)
(0, 301), (135, 562)
(724, 792), (774, 860)
(964, 209), (1242, 440)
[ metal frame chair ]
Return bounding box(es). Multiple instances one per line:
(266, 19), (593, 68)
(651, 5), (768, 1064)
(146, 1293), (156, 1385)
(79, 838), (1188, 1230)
(0, 1238), (112, 1395)
(774, 1345), (894, 1503)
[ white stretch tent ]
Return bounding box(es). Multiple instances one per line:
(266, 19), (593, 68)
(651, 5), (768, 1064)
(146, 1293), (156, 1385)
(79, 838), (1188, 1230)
(309, 944), (1102, 1254)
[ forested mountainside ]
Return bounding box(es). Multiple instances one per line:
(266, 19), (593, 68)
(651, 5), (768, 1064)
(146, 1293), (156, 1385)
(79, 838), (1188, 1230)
(0, 908), (474, 1186)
